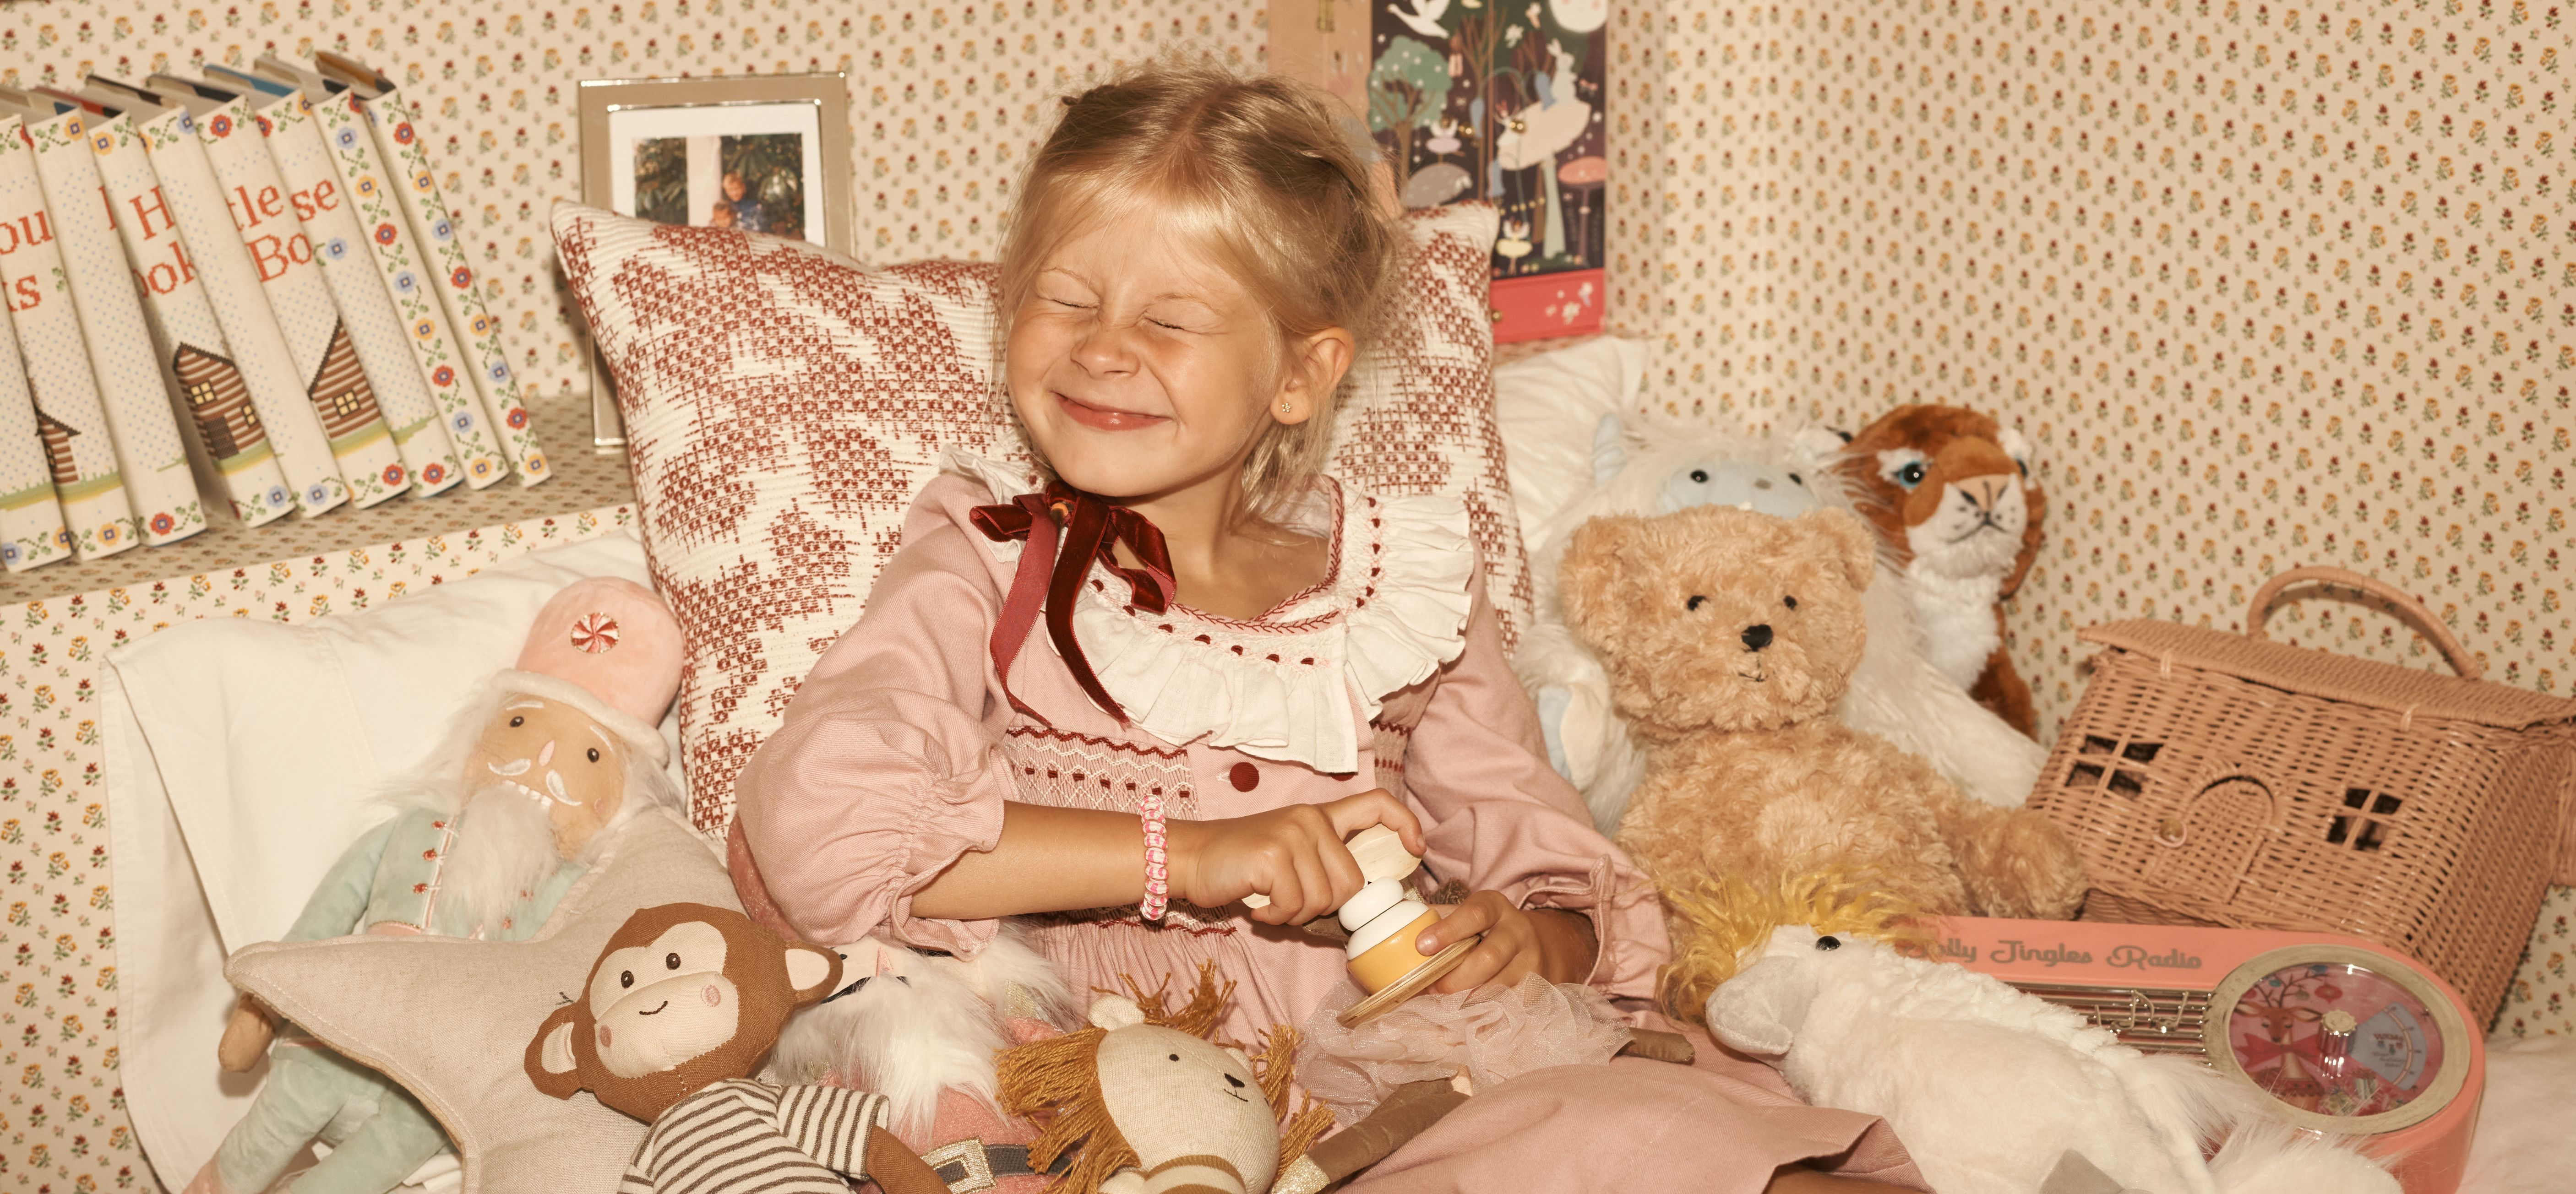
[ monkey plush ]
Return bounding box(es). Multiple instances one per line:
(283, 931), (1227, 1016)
(525, 903), (948, 1194)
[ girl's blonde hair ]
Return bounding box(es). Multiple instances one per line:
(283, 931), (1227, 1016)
(998, 58), (1400, 519)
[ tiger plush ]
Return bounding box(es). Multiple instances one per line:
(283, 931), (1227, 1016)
(1832, 405), (2045, 737)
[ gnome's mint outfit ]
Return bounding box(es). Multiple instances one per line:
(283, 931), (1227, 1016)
(208, 807), (585, 1194)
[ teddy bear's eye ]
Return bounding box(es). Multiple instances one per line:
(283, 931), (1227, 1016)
(1783, 595), (1799, 610)
(509, 716), (524, 728)
(1688, 468), (1710, 483)
(1686, 595), (1708, 612)
(588, 747), (601, 763)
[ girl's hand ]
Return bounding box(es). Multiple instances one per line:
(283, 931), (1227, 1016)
(1417, 891), (1599, 993)
(1167, 789), (1424, 926)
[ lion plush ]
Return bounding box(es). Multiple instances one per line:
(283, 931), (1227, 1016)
(1558, 504), (2086, 921)
(1832, 404), (2045, 736)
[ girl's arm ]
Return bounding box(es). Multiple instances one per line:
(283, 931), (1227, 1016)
(1394, 577), (1668, 1000)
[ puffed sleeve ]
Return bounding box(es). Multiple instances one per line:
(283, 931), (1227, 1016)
(1400, 580), (1668, 1006)
(732, 486), (1018, 955)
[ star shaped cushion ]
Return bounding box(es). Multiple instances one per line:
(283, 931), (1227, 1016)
(224, 809), (738, 1194)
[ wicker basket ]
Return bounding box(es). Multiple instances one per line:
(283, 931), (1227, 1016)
(2031, 566), (2576, 1026)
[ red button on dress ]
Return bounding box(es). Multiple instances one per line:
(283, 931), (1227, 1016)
(1228, 762), (1260, 792)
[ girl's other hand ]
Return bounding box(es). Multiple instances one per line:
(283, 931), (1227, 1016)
(1168, 789), (1424, 926)
(1417, 891), (1600, 993)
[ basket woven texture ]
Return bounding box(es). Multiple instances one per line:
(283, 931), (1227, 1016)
(2032, 567), (2576, 1026)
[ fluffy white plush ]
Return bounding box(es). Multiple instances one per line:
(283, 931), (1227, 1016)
(1501, 383), (2046, 831)
(1705, 925), (2400, 1194)
(2459, 1033), (2576, 1194)
(764, 927), (1073, 1137)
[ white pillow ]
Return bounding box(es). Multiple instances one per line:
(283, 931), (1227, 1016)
(1490, 336), (1649, 542)
(103, 531), (673, 1190)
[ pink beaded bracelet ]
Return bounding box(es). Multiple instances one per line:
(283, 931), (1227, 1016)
(1138, 791), (1170, 922)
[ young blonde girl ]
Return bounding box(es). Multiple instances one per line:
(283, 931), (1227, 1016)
(734, 61), (1922, 1194)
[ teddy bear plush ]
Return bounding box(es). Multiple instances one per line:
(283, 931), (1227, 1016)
(1558, 504), (2086, 921)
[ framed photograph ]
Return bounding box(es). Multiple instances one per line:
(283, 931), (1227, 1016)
(578, 73), (852, 447)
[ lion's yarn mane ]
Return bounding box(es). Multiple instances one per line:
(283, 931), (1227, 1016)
(1656, 869), (1934, 1027)
(996, 964), (1334, 1194)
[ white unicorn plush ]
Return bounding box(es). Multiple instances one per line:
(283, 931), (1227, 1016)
(1706, 925), (2402, 1194)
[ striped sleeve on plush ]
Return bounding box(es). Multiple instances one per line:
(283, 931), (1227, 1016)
(619, 1080), (892, 1194)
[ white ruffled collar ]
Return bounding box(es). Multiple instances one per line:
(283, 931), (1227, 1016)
(941, 450), (1475, 773)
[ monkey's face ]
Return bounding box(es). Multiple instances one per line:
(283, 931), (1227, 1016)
(587, 918), (740, 1078)
(526, 903), (841, 1122)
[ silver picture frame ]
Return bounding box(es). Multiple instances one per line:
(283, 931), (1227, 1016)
(577, 72), (853, 448)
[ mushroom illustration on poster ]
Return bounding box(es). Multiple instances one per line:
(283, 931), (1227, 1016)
(1371, 0), (1606, 341)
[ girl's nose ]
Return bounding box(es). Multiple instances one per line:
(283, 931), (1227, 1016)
(1071, 319), (1140, 376)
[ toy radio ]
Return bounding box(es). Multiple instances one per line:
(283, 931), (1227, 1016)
(1936, 917), (2484, 1194)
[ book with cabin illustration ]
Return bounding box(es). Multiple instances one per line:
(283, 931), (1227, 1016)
(97, 78), (353, 519)
(317, 52), (549, 488)
(211, 70), (463, 497)
(11, 102), (206, 545)
(59, 93), (296, 528)
(0, 115), (140, 559)
(257, 56), (508, 490)
(0, 309), (69, 572)
(149, 75), (409, 508)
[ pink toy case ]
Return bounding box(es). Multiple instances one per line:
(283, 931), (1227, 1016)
(1938, 916), (2484, 1194)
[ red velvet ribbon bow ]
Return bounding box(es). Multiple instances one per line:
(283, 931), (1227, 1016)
(970, 483), (1176, 724)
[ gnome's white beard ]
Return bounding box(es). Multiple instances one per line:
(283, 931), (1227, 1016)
(440, 784), (574, 937)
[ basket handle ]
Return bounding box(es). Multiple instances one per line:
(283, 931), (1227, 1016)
(2246, 565), (2483, 680)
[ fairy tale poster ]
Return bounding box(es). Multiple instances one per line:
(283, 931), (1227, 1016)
(1275, 0), (1607, 342)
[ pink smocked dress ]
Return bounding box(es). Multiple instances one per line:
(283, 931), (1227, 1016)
(734, 452), (1924, 1192)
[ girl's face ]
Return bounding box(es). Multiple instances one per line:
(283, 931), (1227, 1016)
(1007, 206), (1308, 503)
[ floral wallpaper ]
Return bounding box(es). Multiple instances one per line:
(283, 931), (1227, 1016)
(0, 0), (1268, 399)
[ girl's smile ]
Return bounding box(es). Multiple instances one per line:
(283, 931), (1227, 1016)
(1051, 389), (1171, 432)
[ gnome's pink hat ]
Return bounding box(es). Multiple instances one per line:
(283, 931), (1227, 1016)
(496, 577), (682, 767)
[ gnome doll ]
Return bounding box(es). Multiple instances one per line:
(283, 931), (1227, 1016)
(187, 578), (686, 1194)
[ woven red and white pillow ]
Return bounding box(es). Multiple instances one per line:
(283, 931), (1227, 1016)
(552, 201), (1527, 836)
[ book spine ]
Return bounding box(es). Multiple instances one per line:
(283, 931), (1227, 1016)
(359, 87), (549, 488)
(254, 91), (463, 497)
(136, 106), (350, 519)
(22, 111), (205, 546)
(311, 90), (508, 490)
(0, 117), (137, 560)
(0, 300), (70, 573)
(194, 97), (405, 508)
(91, 114), (294, 529)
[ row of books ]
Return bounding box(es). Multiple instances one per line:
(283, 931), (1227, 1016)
(0, 53), (551, 574)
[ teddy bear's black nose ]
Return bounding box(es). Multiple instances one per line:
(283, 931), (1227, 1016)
(1742, 624), (1773, 651)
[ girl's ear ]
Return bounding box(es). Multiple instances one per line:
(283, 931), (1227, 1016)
(1274, 326), (1357, 425)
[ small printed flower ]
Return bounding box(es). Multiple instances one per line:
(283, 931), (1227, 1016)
(210, 114), (232, 137)
(307, 483), (333, 505)
(90, 132), (114, 154)
(381, 464), (406, 487)
(491, 362), (514, 384)
(393, 271), (418, 294)
(451, 266), (474, 289)
(266, 485), (291, 507)
(148, 513), (175, 536)
(435, 367), (459, 389)
(324, 237), (349, 260)
(523, 451), (547, 474)
(414, 171), (436, 194)
(421, 462), (446, 484)
(333, 127), (359, 150)
(98, 523), (120, 544)
(348, 95), (364, 114)
(374, 222), (398, 245)
(254, 115), (272, 136)
(354, 174), (377, 196)
(2, 543), (19, 566)
(413, 318), (437, 340)
(394, 122), (416, 144)
(470, 457), (494, 479)
(178, 114), (196, 134)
